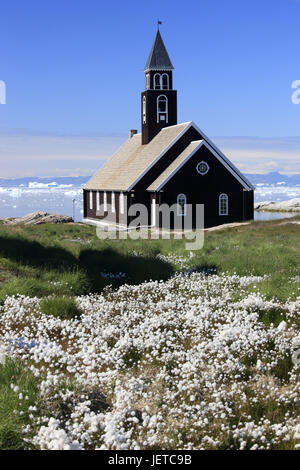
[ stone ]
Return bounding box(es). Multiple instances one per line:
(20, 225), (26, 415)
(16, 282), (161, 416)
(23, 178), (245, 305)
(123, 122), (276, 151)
(254, 198), (300, 212)
(2, 211), (73, 225)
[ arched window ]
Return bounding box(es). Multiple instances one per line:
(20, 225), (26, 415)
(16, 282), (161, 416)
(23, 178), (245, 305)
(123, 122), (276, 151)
(142, 96), (146, 124)
(177, 193), (187, 216)
(162, 73), (169, 90)
(145, 74), (150, 90)
(154, 73), (161, 90)
(111, 191), (115, 213)
(157, 95), (168, 123)
(219, 193), (228, 216)
(120, 192), (125, 214)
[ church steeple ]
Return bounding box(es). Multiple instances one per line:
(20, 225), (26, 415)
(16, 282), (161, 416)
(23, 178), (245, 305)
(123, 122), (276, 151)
(144, 28), (174, 72)
(141, 27), (177, 145)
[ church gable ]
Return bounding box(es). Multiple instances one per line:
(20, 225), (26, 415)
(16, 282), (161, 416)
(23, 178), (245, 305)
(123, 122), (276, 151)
(152, 143), (246, 194)
(147, 138), (252, 192)
(84, 122), (192, 192)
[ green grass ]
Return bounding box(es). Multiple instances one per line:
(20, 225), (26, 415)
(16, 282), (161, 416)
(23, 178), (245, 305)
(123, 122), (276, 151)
(0, 359), (40, 450)
(0, 216), (299, 302)
(40, 296), (82, 320)
(0, 218), (299, 450)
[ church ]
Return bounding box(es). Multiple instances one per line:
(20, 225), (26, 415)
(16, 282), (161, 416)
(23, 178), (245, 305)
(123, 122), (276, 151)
(83, 28), (254, 229)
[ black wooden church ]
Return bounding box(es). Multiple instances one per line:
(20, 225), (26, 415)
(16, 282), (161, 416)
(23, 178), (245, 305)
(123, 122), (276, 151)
(83, 28), (254, 228)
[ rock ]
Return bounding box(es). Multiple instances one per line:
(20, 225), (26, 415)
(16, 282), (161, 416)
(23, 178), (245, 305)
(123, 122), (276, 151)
(254, 198), (300, 212)
(3, 211), (73, 225)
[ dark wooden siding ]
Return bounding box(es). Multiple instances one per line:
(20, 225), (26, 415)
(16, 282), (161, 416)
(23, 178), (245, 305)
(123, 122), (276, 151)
(141, 90), (177, 144)
(83, 190), (129, 226)
(154, 145), (254, 228)
(136, 125), (202, 191)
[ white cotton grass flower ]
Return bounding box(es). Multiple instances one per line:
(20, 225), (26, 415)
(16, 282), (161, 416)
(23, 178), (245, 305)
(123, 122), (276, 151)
(0, 271), (299, 450)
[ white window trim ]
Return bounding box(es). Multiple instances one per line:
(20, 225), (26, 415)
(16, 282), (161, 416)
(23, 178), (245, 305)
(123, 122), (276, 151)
(154, 73), (161, 90)
(103, 191), (107, 212)
(161, 73), (169, 90)
(177, 193), (187, 217)
(196, 160), (210, 175)
(111, 191), (115, 213)
(96, 191), (100, 211)
(157, 95), (168, 124)
(89, 191), (93, 210)
(146, 73), (150, 90)
(142, 96), (146, 124)
(120, 192), (124, 214)
(219, 193), (228, 216)
(151, 199), (156, 226)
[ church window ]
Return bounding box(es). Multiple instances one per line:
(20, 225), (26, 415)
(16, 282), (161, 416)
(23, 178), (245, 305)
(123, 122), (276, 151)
(196, 161), (210, 175)
(162, 73), (169, 90)
(89, 191), (93, 210)
(157, 95), (168, 123)
(103, 191), (107, 212)
(154, 73), (161, 90)
(111, 192), (115, 213)
(143, 96), (146, 124)
(146, 73), (150, 90)
(177, 193), (187, 216)
(120, 192), (125, 214)
(219, 193), (228, 216)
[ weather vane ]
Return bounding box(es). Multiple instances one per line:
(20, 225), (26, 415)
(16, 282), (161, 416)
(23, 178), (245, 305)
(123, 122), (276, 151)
(157, 20), (162, 29)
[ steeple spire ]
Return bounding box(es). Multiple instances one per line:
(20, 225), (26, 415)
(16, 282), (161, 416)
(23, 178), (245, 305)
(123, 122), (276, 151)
(141, 28), (177, 144)
(144, 28), (174, 73)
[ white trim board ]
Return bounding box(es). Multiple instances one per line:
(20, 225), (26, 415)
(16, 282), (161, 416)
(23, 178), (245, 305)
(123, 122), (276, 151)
(129, 121), (254, 193)
(127, 122), (192, 191)
(190, 121), (255, 191)
(149, 139), (253, 192)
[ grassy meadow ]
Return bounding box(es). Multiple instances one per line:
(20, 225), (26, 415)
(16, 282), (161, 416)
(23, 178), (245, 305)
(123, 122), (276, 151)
(0, 216), (300, 450)
(0, 216), (299, 304)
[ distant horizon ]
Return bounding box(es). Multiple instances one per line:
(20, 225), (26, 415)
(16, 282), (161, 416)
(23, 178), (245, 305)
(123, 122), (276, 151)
(1, 130), (300, 177)
(1, 169), (300, 181)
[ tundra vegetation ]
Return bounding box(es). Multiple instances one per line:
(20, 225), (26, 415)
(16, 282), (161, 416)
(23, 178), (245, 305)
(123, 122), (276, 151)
(0, 217), (299, 450)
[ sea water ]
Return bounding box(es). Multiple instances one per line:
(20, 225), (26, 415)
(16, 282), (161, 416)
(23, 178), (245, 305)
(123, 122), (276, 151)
(0, 180), (299, 222)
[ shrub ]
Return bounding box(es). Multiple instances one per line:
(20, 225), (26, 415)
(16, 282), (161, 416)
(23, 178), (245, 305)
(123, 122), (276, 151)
(40, 296), (82, 320)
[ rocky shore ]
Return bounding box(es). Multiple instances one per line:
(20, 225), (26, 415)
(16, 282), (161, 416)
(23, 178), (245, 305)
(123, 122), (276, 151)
(254, 198), (300, 212)
(2, 211), (73, 225)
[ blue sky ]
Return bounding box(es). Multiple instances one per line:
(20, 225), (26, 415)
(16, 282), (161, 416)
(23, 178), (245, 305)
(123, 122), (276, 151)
(1, 0), (300, 176)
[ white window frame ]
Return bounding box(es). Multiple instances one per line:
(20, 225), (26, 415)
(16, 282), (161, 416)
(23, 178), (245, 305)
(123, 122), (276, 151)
(89, 191), (93, 210)
(111, 191), (115, 213)
(154, 73), (161, 90)
(177, 193), (187, 217)
(96, 191), (100, 211)
(142, 96), (146, 124)
(219, 193), (228, 216)
(103, 191), (107, 212)
(146, 73), (150, 90)
(196, 161), (210, 175)
(120, 192), (124, 214)
(157, 95), (168, 123)
(151, 198), (156, 226)
(162, 73), (169, 90)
